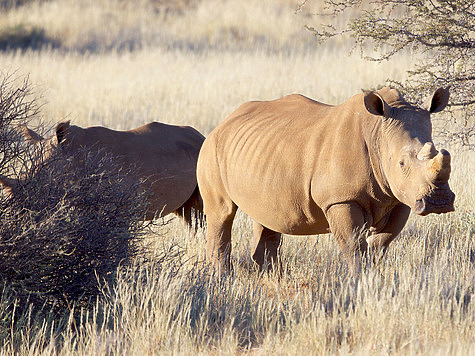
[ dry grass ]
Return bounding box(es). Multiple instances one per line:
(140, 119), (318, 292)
(1, 48), (414, 134)
(0, 0), (473, 354)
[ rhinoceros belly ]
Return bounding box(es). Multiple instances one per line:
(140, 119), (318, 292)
(234, 191), (330, 235)
(220, 132), (330, 235)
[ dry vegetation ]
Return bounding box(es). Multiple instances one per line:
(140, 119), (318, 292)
(0, 0), (473, 354)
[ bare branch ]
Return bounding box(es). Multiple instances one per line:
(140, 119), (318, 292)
(307, 0), (475, 147)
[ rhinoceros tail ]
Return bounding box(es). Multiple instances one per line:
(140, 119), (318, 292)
(175, 185), (205, 234)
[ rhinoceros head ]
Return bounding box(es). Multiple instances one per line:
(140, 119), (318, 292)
(19, 120), (72, 155)
(0, 121), (72, 196)
(363, 87), (455, 216)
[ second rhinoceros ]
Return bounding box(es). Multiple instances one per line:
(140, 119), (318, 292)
(0, 121), (205, 227)
(197, 87), (455, 271)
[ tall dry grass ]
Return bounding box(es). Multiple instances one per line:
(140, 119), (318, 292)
(0, 0), (473, 354)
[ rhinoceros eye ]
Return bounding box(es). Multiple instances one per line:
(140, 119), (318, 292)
(399, 160), (405, 168)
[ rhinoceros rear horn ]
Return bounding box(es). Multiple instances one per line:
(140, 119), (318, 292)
(364, 92), (391, 118)
(21, 125), (44, 144)
(429, 149), (451, 182)
(423, 86), (450, 113)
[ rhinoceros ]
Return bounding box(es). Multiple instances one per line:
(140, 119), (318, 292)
(197, 87), (455, 271)
(0, 121), (205, 226)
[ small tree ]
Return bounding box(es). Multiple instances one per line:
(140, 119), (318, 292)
(303, 0), (474, 147)
(0, 73), (149, 316)
(0, 150), (148, 312)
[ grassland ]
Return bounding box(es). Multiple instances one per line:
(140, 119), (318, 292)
(0, 0), (473, 354)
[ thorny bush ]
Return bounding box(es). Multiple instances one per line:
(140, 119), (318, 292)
(0, 73), (148, 316)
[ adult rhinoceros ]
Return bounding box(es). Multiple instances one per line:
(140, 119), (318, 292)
(197, 87), (455, 271)
(0, 121), (205, 227)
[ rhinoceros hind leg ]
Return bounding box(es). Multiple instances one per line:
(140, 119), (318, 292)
(325, 202), (369, 271)
(205, 202), (237, 272)
(199, 176), (237, 271)
(252, 221), (282, 272)
(197, 135), (237, 272)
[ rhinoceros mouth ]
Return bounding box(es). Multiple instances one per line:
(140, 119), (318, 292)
(413, 187), (455, 216)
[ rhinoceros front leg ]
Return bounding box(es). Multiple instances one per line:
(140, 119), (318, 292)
(325, 202), (369, 270)
(367, 203), (410, 258)
(252, 221), (282, 272)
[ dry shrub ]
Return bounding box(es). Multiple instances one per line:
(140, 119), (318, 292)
(0, 151), (147, 309)
(0, 73), (42, 174)
(0, 74), (148, 316)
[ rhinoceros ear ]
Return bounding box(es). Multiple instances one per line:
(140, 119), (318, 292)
(364, 91), (391, 118)
(423, 86), (450, 113)
(21, 125), (44, 144)
(56, 121), (71, 145)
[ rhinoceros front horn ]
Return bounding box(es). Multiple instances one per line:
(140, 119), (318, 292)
(428, 149), (451, 182)
(417, 142), (438, 160)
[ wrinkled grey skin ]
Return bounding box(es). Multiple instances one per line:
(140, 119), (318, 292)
(197, 87), (455, 272)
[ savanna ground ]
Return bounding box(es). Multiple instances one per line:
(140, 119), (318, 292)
(0, 0), (474, 354)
